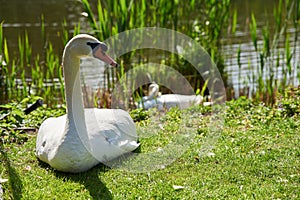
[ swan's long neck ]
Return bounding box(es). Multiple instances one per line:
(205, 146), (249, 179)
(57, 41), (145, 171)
(62, 52), (89, 142)
(63, 55), (84, 117)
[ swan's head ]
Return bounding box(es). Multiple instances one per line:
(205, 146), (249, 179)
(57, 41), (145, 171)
(64, 34), (118, 67)
(148, 82), (160, 98)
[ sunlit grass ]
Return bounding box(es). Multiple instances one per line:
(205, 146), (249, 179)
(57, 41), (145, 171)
(1, 94), (300, 199)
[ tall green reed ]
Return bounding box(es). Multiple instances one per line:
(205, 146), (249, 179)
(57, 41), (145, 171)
(234, 0), (299, 104)
(17, 32), (33, 97)
(0, 17), (66, 106)
(1, 22), (12, 101)
(81, 0), (230, 98)
(0, 21), (4, 91)
(0, 21), (3, 56)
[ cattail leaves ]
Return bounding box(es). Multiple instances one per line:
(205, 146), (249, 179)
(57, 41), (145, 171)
(249, 13), (257, 52)
(285, 34), (292, 75)
(0, 21), (3, 57)
(231, 9), (237, 34)
(82, 0), (98, 32)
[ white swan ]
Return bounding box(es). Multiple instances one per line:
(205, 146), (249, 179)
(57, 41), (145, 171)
(36, 34), (139, 173)
(137, 82), (204, 110)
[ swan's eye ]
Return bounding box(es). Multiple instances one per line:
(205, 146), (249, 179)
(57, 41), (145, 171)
(87, 42), (108, 52)
(87, 42), (99, 50)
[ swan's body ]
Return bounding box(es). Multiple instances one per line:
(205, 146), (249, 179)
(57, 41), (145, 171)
(36, 34), (139, 173)
(137, 83), (204, 110)
(138, 94), (203, 110)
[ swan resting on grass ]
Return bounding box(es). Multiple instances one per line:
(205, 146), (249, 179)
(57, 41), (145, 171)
(36, 34), (139, 173)
(137, 82), (205, 110)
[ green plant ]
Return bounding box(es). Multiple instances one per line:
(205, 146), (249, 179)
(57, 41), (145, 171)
(0, 97), (38, 144)
(0, 97), (65, 145)
(232, 0), (299, 105)
(130, 108), (149, 122)
(0, 17), (67, 106)
(81, 0), (229, 94)
(276, 86), (300, 117)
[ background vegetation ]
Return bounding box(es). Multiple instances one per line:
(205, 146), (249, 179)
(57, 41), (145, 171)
(0, 0), (299, 106)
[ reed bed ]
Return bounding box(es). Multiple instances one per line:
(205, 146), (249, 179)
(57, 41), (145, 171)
(0, 19), (64, 106)
(223, 0), (299, 104)
(0, 0), (299, 107)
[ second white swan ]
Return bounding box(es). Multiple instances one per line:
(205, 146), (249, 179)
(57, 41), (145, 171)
(137, 82), (204, 110)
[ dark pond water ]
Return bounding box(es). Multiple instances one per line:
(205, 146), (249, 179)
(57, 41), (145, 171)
(0, 0), (299, 102)
(0, 0), (83, 54)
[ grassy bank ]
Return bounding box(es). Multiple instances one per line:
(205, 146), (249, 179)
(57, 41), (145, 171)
(0, 92), (299, 199)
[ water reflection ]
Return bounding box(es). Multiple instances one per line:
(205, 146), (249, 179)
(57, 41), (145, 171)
(223, 35), (300, 98)
(0, 0), (83, 54)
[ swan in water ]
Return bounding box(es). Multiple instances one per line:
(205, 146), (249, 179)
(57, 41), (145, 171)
(36, 34), (139, 173)
(137, 82), (204, 110)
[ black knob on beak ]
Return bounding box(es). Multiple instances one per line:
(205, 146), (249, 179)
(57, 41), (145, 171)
(87, 42), (108, 52)
(99, 43), (108, 52)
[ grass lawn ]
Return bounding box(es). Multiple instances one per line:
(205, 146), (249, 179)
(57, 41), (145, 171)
(1, 97), (300, 199)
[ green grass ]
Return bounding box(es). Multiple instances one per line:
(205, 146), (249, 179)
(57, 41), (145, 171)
(1, 94), (300, 199)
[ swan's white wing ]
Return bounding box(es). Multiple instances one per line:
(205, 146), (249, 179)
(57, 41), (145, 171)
(85, 108), (139, 162)
(36, 114), (100, 173)
(36, 115), (67, 162)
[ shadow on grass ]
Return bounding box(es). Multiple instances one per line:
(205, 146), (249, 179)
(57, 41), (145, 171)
(38, 160), (113, 199)
(0, 147), (23, 200)
(36, 145), (143, 199)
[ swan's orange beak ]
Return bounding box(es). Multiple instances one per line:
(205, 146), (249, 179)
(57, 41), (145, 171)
(93, 44), (119, 67)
